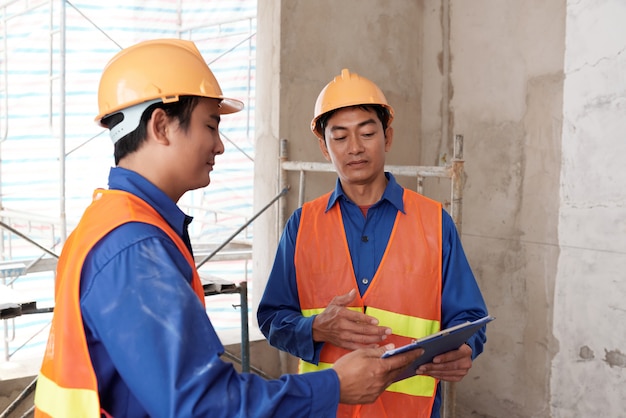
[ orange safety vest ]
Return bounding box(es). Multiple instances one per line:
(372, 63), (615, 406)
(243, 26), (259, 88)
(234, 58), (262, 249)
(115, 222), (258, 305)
(34, 189), (205, 418)
(295, 190), (442, 418)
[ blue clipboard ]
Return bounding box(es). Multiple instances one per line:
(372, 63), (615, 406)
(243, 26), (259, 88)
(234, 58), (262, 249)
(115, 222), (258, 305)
(381, 315), (494, 382)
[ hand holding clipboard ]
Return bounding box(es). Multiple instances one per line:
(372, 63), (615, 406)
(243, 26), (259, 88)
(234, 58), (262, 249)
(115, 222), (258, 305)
(381, 315), (494, 382)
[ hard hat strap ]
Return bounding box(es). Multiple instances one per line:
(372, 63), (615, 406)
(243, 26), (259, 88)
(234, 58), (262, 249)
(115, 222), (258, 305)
(108, 98), (162, 144)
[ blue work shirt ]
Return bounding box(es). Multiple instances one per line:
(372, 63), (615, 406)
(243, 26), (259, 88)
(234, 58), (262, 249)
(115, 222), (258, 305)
(257, 173), (488, 418)
(80, 167), (340, 418)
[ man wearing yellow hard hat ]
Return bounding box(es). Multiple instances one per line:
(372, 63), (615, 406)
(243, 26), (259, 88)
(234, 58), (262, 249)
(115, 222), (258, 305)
(33, 42), (422, 417)
(258, 69), (489, 417)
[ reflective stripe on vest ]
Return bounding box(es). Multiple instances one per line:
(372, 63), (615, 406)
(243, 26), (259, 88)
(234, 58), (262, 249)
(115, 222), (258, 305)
(295, 189), (442, 417)
(35, 189), (205, 417)
(298, 306), (440, 396)
(299, 360), (436, 398)
(35, 373), (100, 418)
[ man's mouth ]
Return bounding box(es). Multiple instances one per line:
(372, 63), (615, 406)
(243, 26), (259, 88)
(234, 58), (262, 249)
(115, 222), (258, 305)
(347, 160), (367, 167)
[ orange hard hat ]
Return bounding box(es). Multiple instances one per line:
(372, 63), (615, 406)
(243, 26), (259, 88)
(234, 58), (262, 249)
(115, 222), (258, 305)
(95, 38), (243, 141)
(311, 68), (394, 139)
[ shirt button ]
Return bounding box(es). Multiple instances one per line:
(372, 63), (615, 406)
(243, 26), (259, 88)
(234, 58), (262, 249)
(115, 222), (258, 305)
(361, 236), (368, 242)
(362, 278), (369, 285)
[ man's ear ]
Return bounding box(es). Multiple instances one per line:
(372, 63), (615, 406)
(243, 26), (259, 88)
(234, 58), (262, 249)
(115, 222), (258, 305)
(384, 126), (394, 152)
(317, 137), (331, 162)
(147, 108), (171, 145)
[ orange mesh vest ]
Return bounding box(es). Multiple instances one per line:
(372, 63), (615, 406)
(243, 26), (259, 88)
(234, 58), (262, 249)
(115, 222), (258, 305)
(295, 190), (442, 418)
(34, 189), (205, 418)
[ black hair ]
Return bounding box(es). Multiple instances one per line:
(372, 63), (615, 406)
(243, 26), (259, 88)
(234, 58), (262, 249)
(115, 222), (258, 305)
(101, 96), (199, 165)
(315, 104), (391, 140)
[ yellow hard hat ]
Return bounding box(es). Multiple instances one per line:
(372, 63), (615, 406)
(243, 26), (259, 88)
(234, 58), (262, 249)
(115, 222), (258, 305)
(311, 68), (394, 139)
(95, 38), (243, 139)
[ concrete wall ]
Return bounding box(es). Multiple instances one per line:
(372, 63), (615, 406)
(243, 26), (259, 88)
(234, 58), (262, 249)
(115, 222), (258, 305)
(448, 1), (565, 416)
(254, 0), (626, 416)
(551, 1), (626, 417)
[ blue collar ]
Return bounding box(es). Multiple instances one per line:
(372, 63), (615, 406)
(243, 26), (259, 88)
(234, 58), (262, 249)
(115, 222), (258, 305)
(325, 172), (405, 213)
(107, 167), (192, 237)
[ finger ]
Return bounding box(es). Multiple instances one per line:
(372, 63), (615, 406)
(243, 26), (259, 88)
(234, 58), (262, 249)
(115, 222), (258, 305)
(417, 369), (469, 382)
(330, 307), (389, 329)
(339, 335), (390, 349)
(372, 343), (396, 356)
(336, 316), (392, 338)
(423, 373), (466, 382)
(419, 355), (472, 371)
(323, 307), (391, 335)
(432, 343), (472, 364)
(418, 361), (471, 373)
(381, 348), (425, 372)
(342, 341), (384, 351)
(431, 350), (465, 364)
(417, 361), (472, 382)
(331, 326), (390, 350)
(340, 309), (385, 326)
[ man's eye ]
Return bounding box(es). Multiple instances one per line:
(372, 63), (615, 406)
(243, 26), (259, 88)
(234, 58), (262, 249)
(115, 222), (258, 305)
(207, 125), (217, 131)
(332, 136), (346, 141)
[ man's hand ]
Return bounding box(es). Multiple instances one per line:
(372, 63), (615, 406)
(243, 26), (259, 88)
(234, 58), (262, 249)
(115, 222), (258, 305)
(312, 289), (391, 350)
(416, 343), (473, 382)
(333, 344), (424, 404)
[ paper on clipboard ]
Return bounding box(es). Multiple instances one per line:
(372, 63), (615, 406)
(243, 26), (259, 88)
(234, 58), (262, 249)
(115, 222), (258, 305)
(381, 315), (494, 382)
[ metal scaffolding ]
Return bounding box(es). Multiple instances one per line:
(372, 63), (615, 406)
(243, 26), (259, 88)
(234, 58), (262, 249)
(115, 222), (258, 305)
(0, 0), (257, 379)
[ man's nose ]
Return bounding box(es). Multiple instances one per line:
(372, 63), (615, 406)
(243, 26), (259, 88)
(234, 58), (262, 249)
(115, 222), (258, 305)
(347, 135), (364, 153)
(216, 135), (225, 155)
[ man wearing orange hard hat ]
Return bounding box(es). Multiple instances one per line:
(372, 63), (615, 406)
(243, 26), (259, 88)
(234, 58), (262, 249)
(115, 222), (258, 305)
(34, 43), (422, 418)
(258, 69), (489, 417)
